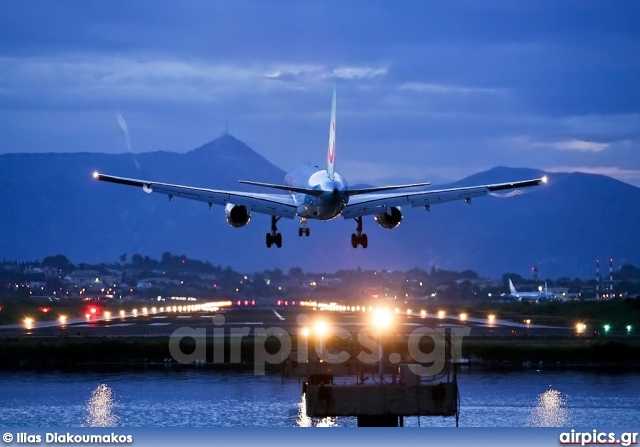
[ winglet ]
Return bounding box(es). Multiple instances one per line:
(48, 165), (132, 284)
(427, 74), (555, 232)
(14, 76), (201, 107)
(327, 84), (337, 180)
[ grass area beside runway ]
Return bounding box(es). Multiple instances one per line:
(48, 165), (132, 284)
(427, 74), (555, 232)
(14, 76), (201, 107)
(460, 336), (640, 367)
(1, 334), (639, 370)
(433, 298), (640, 333)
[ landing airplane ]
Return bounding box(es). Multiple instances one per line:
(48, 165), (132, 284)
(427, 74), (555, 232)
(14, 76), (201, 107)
(508, 279), (556, 302)
(93, 86), (547, 249)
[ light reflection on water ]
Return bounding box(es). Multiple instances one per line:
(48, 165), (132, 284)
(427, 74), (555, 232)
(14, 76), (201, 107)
(530, 388), (569, 427)
(84, 384), (119, 427)
(0, 369), (638, 427)
(297, 393), (336, 427)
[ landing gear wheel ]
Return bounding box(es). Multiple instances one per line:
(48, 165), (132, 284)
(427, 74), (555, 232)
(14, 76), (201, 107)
(267, 216), (282, 248)
(299, 218), (309, 238)
(351, 217), (368, 248)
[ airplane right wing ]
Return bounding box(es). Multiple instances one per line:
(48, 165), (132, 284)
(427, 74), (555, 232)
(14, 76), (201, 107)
(342, 177), (546, 219)
(93, 173), (298, 218)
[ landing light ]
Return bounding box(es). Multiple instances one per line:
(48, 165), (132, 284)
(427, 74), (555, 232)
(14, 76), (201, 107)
(93, 171), (99, 179)
(542, 175), (548, 184)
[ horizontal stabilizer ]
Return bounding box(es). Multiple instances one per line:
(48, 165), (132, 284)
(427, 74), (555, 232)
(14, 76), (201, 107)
(346, 182), (431, 197)
(238, 180), (324, 197)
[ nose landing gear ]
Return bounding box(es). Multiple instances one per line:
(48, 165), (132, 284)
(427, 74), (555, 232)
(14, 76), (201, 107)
(298, 218), (310, 237)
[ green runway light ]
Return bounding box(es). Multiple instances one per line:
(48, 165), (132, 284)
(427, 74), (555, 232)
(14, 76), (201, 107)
(603, 324), (610, 333)
(627, 325), (632, 333)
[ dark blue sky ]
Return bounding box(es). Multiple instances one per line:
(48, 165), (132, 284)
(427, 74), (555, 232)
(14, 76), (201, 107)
(1, 1), (639, 186)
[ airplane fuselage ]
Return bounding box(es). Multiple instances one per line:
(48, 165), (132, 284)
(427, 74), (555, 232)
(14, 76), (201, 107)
(285, 164), (349, 220)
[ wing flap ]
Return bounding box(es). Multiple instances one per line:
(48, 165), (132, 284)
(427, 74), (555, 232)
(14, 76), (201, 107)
(343, 177), (544, 219)
(94, 173), (297, 218)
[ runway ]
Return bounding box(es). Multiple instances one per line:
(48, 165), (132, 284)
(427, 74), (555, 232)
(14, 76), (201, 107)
(0, 305), (575, 338)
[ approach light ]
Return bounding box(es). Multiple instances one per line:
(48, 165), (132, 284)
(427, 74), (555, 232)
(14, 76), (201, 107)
(372, 309), (393, 330)
(314, 321), (328, 337)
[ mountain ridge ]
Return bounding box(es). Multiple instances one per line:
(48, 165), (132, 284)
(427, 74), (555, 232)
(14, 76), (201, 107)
(2, 135), (639, 278)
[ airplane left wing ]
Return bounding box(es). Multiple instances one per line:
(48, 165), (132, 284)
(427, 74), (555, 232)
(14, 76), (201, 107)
(342, 177), (546, 219)
(93, 173), (297, 218)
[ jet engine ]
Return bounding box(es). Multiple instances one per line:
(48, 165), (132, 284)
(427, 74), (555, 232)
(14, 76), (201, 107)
(374, 207), (402, 229)
(225, 203), (251, 227)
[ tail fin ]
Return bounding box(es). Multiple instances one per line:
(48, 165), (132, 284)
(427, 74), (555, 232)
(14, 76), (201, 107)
(509, 279), (517, 295)
(327, 84), (337, 180)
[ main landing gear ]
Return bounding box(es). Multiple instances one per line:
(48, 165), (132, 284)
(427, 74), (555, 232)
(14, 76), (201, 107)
(351, 216), (368, 248)
(298, 218), (310, 237)
(266, 216), (282, 248)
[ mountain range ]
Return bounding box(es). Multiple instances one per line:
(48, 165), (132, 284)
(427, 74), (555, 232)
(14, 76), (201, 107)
(2, 134), (639, 278)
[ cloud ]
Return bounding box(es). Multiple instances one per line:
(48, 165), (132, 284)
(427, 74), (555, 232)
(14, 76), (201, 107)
(329, 66), (387, 80)
(398, 82), (504, 95)
(264, 64), (387, 82)
(510, 136), (610, 153)
(550, 139), (609, 152)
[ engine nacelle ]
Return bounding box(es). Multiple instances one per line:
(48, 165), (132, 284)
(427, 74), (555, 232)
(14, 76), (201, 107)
(374, 206), (402, 229)
(225, 203), (251, 228)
